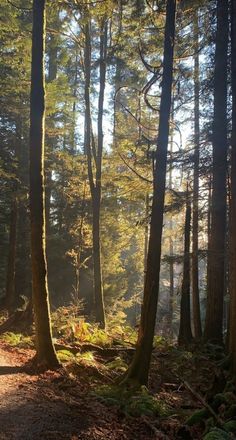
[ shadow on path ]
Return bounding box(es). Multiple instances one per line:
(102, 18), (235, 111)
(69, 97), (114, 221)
(0, 365), (24, 375)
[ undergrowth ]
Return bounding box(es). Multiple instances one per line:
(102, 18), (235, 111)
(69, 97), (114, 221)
(0, 332), (33, 348)
(93, 384), (170, 417)
(52, 305), (137, 347)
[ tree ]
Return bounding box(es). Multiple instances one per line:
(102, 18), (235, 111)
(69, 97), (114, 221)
(204, 0), (229, 343)
(178, 187), (193, 345)
(229, 0), (236, 375)
(5, 196), (18, 312)
(29, 0), (59, 368)
(84, 15), (108, 328)
(122, 0), (176, 386)
(191, 10), (202, 339)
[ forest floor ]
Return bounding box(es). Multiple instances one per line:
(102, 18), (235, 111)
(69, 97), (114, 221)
(0, 339), (234, 440)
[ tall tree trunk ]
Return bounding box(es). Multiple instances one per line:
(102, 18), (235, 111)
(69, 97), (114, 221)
(143, 191), (149, 282)
(192, 11), (202, 339)
(168, 111), (174, 339)
(229, 0), (236, 374)
(93, 18), (107, 327)
(15, 119), (31, 303)
(45, 19), (58, 237)
(121, 0), (176, 386)
(29, 0), (59, 368)
(5, 197), (18, 313)
(178, 190), (193, 346)
(204, 0), (228, 343)
(84, 18), (107, 328)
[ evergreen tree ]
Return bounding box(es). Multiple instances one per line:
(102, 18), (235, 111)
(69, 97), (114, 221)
(29, 0), (59, 368)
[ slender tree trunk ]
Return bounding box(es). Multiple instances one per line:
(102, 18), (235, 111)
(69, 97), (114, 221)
(143, 191), (149, 281)
(15, 201), (31, 301)
(121, 0), (176, 386)
(93, 18), (107, 327)
(178, 190), (193, 346)
(168, 112), (174, 338)
(45, 21), (58, 236)
(204, 0), (228, 343)
(29, 0), (59, 368)
(229, 0), (236, 374)
(15, 119), (31, 302)
(5, 197), (18, 313)
(192, 11), (202, 339)
(84, 18), (107, 328)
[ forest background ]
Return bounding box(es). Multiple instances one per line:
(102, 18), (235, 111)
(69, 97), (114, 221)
(1, 0), (236, 383)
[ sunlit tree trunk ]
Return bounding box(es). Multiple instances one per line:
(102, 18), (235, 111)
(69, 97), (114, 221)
(84, 17), (107, 328)
(29, 0), (59, 368)
(45, 16), (59, 237)
(204, 0), (228, 343)
(121, 0), (176, 386)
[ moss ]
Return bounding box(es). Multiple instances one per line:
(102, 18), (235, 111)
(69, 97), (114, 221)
(106, 356), (128, 372)
(224, 392), (236, 404)
(93, 384), (170, 417)
(57, 349), (75, 362)
(223, 420), (236, 434)
(225, 404), (236, 418)
(185, 408), (209, 426)
(212, 393), (227, 408)
(224, 381), (235, 393)
(0, 332), (33, 348)
(203, 428), (231, 439)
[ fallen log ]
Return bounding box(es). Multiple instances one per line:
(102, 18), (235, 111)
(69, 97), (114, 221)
(54, 341), (135, 357)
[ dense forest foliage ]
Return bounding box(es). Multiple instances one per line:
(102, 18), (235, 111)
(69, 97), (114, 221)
(1, 0), (236, 438)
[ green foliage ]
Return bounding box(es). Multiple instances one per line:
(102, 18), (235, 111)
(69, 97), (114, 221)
(75, 351), (96, 367)
(106, 356), (128, 373)
(57, 348), (97, 368)
(185, 408), (209, 426)
(93, 385), (169, 417)
(52, 306), (137, 347)
(204, 343), (226, 361)
(57, 349), (75, 362)
(153, 335), (171, 348)
(225, 404), (236, 419)
(0, 332), (33, 348)
(203, 428), (232, 440)
(223, 421), (236, 434)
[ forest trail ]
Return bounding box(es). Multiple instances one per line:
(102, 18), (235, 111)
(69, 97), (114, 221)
(0, 344), (83, 440)
(0, 342), (167, 440)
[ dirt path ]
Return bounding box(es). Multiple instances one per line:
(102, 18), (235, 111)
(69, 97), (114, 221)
(0, 345), (85, 440)
(0, 344), (162, 440)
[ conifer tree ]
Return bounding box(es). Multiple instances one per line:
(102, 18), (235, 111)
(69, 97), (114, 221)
(29, 0), (59, 368)
(122, 0), (176, 385)
(204, 0), (229, 343)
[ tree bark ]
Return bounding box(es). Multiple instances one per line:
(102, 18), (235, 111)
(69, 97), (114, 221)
(192, 11), (202, 339)
(84, 17), (107, 328)
(204, 0), (228, 343)
(229, 0), (236, 374)
(167, 111), (174, 339)
(178, 189), (193, 346)
(5, 197), (18, 313)
(121, 0), (176, 386)
(29, 0), (59, 368)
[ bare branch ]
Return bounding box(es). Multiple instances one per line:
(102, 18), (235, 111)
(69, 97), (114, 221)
(118, 153), (152, 184)
(6, 0), (32, 11)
